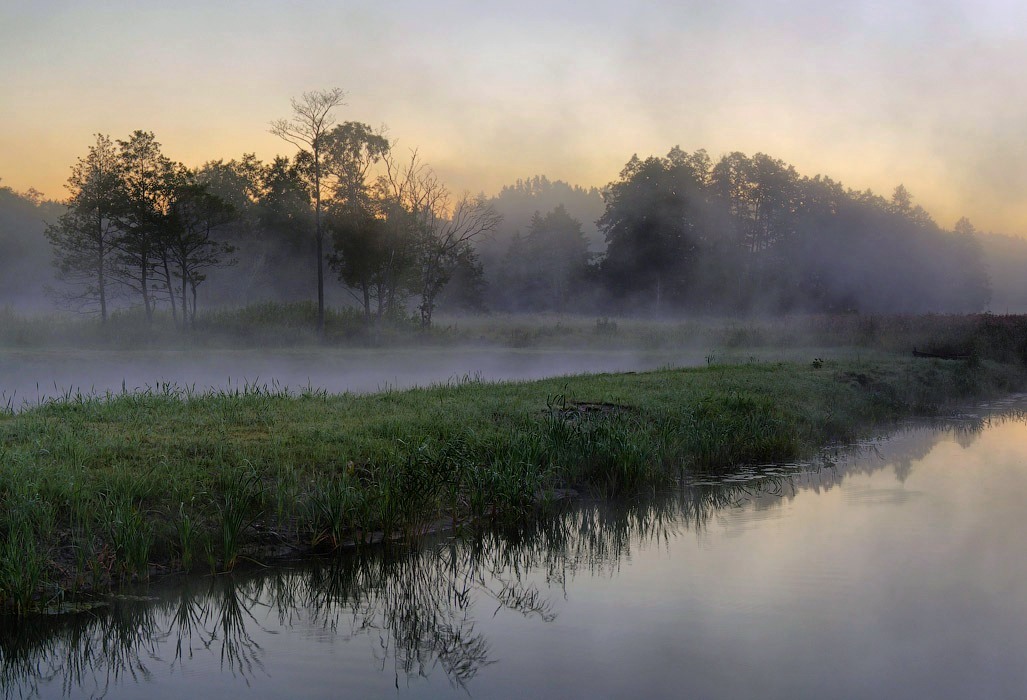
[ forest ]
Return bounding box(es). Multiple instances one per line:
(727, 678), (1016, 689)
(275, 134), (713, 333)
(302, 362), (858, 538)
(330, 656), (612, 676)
(2, 90), (1026, 330)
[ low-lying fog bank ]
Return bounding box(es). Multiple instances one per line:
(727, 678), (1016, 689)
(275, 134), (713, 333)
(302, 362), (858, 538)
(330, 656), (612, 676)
(0, 346), (724, 408)
(5, 312), (1026, 410)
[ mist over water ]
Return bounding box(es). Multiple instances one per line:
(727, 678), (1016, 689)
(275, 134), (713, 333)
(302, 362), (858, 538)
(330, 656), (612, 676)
(0, 347), (707, 408)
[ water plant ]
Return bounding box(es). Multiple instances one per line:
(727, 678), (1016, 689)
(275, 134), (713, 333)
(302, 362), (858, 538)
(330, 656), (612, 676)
(214, 468), (264, 572)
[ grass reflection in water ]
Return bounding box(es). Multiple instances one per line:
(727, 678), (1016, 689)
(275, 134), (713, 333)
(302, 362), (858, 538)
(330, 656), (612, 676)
(1, 407), (1015, 698)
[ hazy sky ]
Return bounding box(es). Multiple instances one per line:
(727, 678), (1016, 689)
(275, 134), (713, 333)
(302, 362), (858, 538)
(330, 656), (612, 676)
(1, 0), (1024, 233)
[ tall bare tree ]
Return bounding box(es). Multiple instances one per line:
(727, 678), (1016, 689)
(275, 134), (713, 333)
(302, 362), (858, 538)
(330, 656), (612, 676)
(270, 87), (346, 335)
(379, 152), (500, 327)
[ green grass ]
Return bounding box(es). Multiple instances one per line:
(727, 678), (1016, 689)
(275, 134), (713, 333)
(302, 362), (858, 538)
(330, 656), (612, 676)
(1, 351), (1025, 613)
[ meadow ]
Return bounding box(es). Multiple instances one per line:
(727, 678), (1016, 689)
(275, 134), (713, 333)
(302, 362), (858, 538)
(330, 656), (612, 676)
(3, 308), (1027, 613)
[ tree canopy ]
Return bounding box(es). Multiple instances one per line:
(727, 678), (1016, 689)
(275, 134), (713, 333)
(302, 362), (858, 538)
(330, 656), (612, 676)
(4, 113), (1019, 329)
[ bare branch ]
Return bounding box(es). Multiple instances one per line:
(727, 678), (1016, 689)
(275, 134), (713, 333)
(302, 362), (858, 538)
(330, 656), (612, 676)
(269, 87), (346, 334)
(268, 88), (347, 149)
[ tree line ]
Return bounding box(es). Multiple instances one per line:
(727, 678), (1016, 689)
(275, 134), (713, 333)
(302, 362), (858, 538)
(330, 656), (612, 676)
(45, 89), (500, 332)
(46, 132), (236, 327)
(589, 148), (991, 313)
(476, 150), (992, 315)
(9, 88), (1013, 327)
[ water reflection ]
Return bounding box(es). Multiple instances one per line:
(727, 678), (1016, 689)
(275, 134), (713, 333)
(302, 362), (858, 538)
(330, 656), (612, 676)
(2, 404), (1024, 698)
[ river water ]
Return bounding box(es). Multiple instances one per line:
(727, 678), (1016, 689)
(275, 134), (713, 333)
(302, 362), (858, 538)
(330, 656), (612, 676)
(3, 399), (1027, 699)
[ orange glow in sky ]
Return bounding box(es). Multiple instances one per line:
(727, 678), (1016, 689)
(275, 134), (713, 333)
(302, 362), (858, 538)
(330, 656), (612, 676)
(1, 1), (1025, 234)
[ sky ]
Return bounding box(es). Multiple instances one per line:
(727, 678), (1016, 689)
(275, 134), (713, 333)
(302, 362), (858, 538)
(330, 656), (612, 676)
(1, 0), (1025, 234)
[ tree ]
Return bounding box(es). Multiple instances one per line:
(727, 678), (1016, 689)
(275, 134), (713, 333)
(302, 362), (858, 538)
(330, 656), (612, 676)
(436, 246), (487, 313)
(115, 130), (180, 322)
(270, 87), (347, 335)
(891, 184), (913, 213)
(599, 153), (703, 310)
(259, 155), (313, 254)
(322, 122), (394, 322)
(710, 152), (799, 255)
(112, 132), (237, 326)
(949, 217), (991, 311)
(481, 176), (604, 311)
(1, 181), (62, 309)
(499, 205), (590, 311)
(44, 134), (124, 322)
(415, 191), (500, 327)
(166, 179), (236, 326)
(328, 204), (392, 321)
(323, 121), (390, 204)
(376, 151), (500, 327)
(530, 205), (589, 310)
(954, 216), (976, 237)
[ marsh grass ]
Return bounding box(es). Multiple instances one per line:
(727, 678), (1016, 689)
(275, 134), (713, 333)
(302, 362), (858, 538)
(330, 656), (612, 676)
(97, 496), (154, 580)
(214, 468), (264, 572)
(0, 353), (1025, 613)
(0, 479), (56, 614)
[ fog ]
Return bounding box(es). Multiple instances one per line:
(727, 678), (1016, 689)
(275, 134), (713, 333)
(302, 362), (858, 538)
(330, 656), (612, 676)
(0, 185), (63, 312)
(4, 133), (1027, 407)
(6, 145), (1027, 324)
(0, 347), (709, 409)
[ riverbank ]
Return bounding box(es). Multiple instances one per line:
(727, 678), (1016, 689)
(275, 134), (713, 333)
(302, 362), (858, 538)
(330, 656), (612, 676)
(1, 355), (1025, 613)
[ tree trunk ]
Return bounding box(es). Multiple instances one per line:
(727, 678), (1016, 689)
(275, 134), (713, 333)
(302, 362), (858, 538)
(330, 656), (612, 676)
(420, 285), (436, 328)
(96, 220), (107, 324)
(314, 147), (325, 337)
(163, 254), (178, 326)
(316, 228), (324, 334)
(181, 269), (189, 331)
(141, 259), (152, 323)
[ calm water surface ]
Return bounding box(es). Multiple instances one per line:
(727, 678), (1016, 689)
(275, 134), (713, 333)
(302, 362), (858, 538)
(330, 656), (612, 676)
(4, 401), (1027, 699)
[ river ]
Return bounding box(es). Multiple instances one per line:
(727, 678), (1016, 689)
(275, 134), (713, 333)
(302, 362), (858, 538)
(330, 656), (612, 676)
(2, 398), (1026, 698)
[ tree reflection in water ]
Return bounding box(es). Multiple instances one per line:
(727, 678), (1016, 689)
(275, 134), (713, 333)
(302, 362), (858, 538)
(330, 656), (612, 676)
(0, 411), (1007, 698)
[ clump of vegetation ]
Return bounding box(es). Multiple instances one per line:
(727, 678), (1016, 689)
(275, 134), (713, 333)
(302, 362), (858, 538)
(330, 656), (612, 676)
(0, 354), (1024, 613)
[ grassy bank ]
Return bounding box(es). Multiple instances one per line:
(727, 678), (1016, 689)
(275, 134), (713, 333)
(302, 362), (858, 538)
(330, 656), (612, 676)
(1, 355), (1025, 613)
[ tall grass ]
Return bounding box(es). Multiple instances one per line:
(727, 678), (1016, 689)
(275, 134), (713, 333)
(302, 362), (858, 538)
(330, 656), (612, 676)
(0, 352), (1025, 613)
